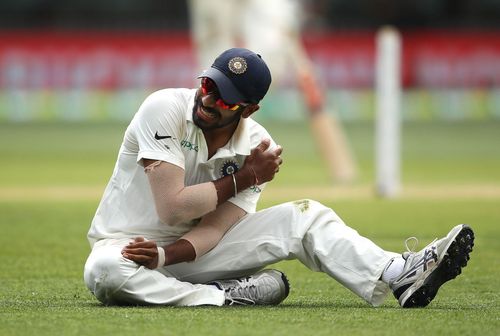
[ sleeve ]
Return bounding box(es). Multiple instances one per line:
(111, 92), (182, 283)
(130, 89), (186, 169)
(228, 182), (266, 214)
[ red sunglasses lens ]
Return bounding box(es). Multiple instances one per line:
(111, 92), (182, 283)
(216, 100), (233, 109)
(201, 78), (216, 94)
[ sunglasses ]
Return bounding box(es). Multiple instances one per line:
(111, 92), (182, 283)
(200, 78), (249, 111)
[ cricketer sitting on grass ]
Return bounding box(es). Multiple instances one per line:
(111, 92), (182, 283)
(84, 48), (474, 308)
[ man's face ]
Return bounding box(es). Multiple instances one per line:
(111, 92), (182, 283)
(192, 78), (247, 131)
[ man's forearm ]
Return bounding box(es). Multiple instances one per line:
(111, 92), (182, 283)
(162, 239), (197, 265)
(213, 166), (257, 205)
(146, 160), (257, 225)
(181, 201), (246, 259)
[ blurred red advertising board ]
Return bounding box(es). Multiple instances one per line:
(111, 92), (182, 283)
(0, 30), (499, 89)
(303, 30), (500, 88)
(0, 31), (196, 89)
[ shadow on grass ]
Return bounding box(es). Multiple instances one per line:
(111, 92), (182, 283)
(81, 301), (488, 311)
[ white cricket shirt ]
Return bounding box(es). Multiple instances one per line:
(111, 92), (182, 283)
(87, 88), (275, 246)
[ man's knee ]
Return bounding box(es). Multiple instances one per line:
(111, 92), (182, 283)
(286, 199), (343, 233)
(84, 247), (133, 305)
(288, 199), (332, 220)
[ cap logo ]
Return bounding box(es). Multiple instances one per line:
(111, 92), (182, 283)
(228, 57), (247, 75)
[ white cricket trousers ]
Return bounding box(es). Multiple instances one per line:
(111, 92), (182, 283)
(84, 200), (398, 306)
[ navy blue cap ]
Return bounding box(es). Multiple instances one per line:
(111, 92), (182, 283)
(198, 48), (272, 104)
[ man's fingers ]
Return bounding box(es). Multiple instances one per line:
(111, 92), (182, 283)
(123, 253), (158, 269)
(274, 146), (283, 169)
(123, 253), (152, 262)
(273, 145), (283, 157)
(127, 240), (155, 248)
(133, 236), (146, 243)
(122, 247), (157, 257)
(256, 138), (271, 152)
(123, 252), (154, 264)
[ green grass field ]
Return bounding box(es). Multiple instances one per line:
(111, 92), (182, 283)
(1, 120), (499, 335)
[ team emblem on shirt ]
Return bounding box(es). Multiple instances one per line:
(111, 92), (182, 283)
(228, 57), (247, 75)
(220, 160), (239, 177)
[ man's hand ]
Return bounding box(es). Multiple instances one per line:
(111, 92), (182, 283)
(121, 237), (160, 270)
(243, 138), (283, 184)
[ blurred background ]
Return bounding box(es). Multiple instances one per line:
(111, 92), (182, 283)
(1, 0), (499, 122)
(0, 0), (499, 199)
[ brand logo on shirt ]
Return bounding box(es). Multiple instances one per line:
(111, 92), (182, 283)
(154, 131), (174, 140)
(220, 160), (239, 177)
(250, 185), (261, 193)
(154, 131), (176, 149)
(181, 139), (199, 152)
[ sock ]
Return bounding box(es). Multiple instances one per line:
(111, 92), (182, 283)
(381, 256), (406, 284)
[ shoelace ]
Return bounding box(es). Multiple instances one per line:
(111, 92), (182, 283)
(405, 236), (438, 254)
(227, 277), (258, 301)
(405, 237), (419, 253)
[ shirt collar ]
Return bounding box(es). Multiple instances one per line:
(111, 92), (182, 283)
(229, 117), (251, 156)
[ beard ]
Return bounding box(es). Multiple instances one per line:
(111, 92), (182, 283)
(192, 93), (242, 131)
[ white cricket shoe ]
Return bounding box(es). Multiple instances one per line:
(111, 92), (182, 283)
(209, 269), (290, 306)
(389, 224), (474, 308)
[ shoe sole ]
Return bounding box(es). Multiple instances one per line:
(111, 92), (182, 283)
(280, 270), (291, 299)
(402, 224), (474, 308)
(265, 269), (291, 305)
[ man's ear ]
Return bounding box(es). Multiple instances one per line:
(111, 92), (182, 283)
(242, 104), (260, 118)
